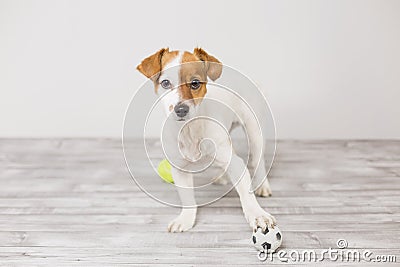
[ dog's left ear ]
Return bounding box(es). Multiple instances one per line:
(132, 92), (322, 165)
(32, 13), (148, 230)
(193, 48), (222, 81)
(137, 48), (169, 80)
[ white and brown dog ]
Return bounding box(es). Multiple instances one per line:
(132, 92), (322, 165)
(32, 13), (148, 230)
(137, 48), (275, 233)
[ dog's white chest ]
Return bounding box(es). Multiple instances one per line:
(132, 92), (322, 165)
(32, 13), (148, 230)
(178, 121), (204, 162)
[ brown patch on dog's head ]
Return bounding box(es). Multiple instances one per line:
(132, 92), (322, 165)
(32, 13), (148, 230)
(136, 48), (180, 78)
(137, 48), (222, 111)
(177, 49), (222, 105)
(136, 48), (167, 79)
(137, 48), (179, 92)
(193, 48), (222, 81)
(177, 52), (208, 105)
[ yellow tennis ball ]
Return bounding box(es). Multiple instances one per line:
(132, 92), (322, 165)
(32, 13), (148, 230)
(157, 159), (174, 184)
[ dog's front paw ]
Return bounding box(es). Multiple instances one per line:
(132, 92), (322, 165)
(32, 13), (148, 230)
(255, 179), (272, 197)
(245, 208), (276, 232)
(167, 210), (196, 233)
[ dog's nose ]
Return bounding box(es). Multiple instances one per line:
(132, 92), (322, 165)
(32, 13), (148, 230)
(174, 103), (189, 118)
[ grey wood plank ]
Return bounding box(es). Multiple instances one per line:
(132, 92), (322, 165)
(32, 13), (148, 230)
(0, 139), (399, 266)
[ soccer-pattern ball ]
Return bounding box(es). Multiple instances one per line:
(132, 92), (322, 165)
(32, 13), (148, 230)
(252, 225), (283, 252)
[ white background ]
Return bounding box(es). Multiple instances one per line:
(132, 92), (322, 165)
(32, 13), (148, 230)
(1, 0), (399, 139)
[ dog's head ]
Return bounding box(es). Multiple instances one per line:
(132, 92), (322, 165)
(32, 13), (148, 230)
(137, 48), (222, 121)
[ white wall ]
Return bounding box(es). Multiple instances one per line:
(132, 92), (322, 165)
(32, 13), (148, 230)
(1, 0), (399, 139)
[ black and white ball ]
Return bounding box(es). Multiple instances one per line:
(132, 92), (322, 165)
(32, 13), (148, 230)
(252, 226), (282, 252)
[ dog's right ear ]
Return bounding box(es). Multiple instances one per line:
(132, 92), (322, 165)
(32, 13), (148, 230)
(193, 48), (222, 81)
(137, 48), (169, 79)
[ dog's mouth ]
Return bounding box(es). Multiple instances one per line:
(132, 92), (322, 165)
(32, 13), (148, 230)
(177, 118), (186, 122)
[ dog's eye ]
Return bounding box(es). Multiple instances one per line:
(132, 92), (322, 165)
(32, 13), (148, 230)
(190, 79), (201, 90)
(160, 79), (171, 89)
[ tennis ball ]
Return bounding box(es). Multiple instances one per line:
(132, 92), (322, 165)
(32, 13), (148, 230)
(157, 159), (174, 184)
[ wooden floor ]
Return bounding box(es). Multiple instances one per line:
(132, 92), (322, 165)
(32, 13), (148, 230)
(0, 139), (399, 266)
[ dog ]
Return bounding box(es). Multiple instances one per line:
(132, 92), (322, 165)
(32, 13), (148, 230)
(137, 48), (275, 233)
